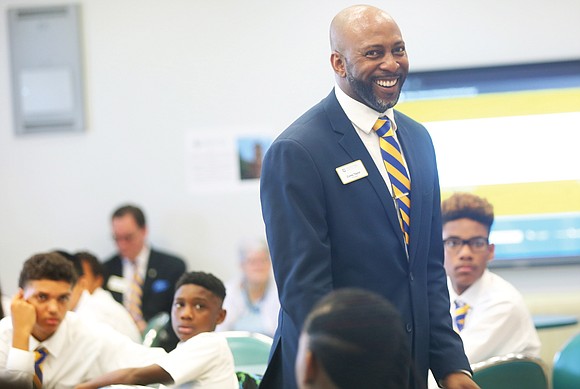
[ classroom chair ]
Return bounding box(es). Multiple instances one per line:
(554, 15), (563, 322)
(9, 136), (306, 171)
(553, 331), (580, 389)
(471, 353), (548, 389)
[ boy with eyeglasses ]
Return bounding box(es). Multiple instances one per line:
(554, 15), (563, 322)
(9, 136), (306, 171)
(441, 192), (540, 363)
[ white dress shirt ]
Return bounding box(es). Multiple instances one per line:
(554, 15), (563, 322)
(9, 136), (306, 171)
(334, 84), (410, 197)
(120, 246), (151, 305)
(448, 270), (541, 363)
(156, 332), (238, 389)
(75, 288), (142, 343)
(0, 311), (165, 389)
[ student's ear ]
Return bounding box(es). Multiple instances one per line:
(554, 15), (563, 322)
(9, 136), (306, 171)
(95, 275), (104, 288)
(487, 243), (496, 263)
(216, 308), (226, 325)
(303, 350), (319, 385)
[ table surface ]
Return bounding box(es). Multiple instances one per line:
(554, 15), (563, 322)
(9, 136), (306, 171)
(533, 314), (578, 329)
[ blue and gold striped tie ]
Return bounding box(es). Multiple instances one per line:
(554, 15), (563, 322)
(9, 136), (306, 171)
(33, 347), (48, 389)
(373, 116), (411, 246)
(454, 300), (470, 332)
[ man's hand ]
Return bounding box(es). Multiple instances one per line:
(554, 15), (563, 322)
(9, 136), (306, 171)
(11, 289), (36, 350)
(441, 372), (481, 389)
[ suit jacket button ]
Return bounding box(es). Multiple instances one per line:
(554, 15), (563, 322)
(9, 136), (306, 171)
(406, 323), (412, 333)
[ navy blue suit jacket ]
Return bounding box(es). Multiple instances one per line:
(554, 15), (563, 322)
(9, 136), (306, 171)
(259, 90), (470, 388)
(103, 248), (186, 321)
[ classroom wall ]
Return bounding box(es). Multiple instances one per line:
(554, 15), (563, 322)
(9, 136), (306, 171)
(1, 0), (579, 365)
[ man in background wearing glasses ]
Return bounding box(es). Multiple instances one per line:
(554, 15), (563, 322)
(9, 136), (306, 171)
(103, 204), (186, 349)
(441, 192), (540, 364)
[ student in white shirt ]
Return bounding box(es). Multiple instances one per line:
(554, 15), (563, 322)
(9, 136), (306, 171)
(0, 252), (165, 389)
(75, 271), (238, 389)
(74, 251), (142, 342)
(441, 192), (541, 363)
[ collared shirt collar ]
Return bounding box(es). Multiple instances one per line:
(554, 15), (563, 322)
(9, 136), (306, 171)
(334, 83), (397, 134)
(122, 245), (150, 275)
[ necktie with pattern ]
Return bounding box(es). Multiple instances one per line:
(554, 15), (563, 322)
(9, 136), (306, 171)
(373, 116), (411, 246)
(454, 300), (470, 332)
(127, 262), (144, 324)
(33, 347), (48, 389)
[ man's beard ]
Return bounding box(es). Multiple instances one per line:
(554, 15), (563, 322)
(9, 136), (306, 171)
(346, 72), (401, 112)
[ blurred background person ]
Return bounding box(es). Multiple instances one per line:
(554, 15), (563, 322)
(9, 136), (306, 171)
(75, 251), (142, 342)
(103, 204), (186, 349)
(216, 238), (279, 337)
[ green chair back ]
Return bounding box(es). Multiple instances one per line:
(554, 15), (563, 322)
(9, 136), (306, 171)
(553, 331), (580, 389)
(223, 331), (273, 376)
(472, 354), (548, 389)
(142, 312), (170, 347)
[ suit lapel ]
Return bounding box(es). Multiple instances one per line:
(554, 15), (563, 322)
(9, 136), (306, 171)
(395, 113), (423, 265)
(323, 92), (407, 254)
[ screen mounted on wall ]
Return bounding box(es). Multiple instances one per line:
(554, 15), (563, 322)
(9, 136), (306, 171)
(397, 60), (580, 267)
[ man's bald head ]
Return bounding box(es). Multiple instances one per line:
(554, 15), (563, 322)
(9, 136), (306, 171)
(330, 5), (395, 53)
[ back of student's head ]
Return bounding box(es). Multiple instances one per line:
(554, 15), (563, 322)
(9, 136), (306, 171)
(75, 251), (104, 278)
(303, 288), (412, 389)
(18, 252), (77, 288)
(175, 271), (226, 301)
(441, 192), (494, 233)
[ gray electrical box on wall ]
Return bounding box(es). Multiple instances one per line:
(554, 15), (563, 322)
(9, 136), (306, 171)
(7, 4), (85, 135)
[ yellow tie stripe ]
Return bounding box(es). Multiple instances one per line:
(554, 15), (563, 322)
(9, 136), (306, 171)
(373, 117), (411, 246)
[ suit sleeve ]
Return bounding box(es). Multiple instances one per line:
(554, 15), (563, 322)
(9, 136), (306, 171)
(426, 152), (472, 380)
(260, 136), (333, 330)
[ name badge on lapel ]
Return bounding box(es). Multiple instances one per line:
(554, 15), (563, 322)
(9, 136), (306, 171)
(335, 160), (368, 185)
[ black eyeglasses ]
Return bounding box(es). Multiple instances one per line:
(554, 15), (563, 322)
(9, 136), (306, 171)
(443, 237), (489, 253)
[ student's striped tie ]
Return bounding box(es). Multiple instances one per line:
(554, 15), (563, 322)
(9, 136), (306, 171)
(373, 116), (411, 246)
(454, 300), (470, 332)
(33, 347), (48, 389)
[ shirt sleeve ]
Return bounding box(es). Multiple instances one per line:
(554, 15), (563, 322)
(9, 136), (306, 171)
(6, 347), (34, 374)
(155, 334), (222, 386)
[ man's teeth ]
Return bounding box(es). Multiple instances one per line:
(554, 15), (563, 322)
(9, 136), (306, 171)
(376, 79), (397, 87)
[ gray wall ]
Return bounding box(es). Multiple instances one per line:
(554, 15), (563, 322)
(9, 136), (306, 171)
(1, 0), (580, 298)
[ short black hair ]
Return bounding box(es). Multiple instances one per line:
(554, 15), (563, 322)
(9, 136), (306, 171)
(175, 271), (226, 301)
(53, 250), (84, 278)
(19, 252), (77, 288)
(75, 251), (104, 278)
(303, 288), (412, 389)
(112, 204), (146, 228)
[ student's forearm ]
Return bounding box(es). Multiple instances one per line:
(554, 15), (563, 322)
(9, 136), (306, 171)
(75, 364), (173, 389)
(12, 328), (30, 351)
(74, 368), (138, 389)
